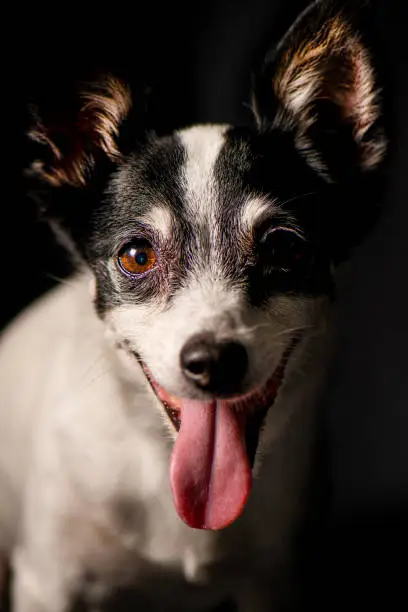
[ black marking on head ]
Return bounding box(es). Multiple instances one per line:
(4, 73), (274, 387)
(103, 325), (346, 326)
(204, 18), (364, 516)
(213, 127), (335, 304)
(89, 124), (342, 317)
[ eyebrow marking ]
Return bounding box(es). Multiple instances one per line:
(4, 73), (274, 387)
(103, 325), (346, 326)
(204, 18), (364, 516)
(241, 196), (279, 230)
(139, 205), (174, 239)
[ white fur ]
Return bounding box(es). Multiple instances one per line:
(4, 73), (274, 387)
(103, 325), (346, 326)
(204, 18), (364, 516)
(241, 196), (279, 231)
(139, 205), (174, 240)
(178, 124), (228, 222)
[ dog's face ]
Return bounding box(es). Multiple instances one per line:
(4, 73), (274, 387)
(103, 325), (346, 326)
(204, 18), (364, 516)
(29, 1), (386, 530)
(97, 124), (331, 402)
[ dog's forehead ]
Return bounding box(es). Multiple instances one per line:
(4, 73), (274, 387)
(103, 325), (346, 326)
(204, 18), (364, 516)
(113, 124), (285, 232)
(177, 125), (281, 228)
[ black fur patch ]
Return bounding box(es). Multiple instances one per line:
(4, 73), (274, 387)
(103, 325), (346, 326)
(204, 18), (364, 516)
(214, 127), (335, 304)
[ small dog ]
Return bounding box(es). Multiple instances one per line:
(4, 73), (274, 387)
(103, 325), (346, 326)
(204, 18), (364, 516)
(0, 1), (387, 610)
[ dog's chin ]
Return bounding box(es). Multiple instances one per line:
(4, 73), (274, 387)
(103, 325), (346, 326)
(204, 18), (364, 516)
(137, 344), (294, 467)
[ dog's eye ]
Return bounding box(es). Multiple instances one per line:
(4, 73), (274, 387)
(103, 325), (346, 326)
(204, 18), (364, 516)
(260, 228), (310, 272)
(118, 241), (157, 276)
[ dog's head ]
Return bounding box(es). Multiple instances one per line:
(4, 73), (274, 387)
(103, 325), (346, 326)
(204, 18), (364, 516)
(29, 1), (387, 530)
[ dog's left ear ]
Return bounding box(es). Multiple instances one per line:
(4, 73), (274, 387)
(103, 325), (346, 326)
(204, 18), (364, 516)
(252, 1), (387, 179)
(29, 75), (132, 188)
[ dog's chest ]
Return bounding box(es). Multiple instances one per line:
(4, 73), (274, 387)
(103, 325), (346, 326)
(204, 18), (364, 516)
(71, 447), (246, 611)
(60, 381), (247, 609)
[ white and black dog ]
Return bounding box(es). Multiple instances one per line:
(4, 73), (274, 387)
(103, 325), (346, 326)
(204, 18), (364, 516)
(0, 1), (387, 610)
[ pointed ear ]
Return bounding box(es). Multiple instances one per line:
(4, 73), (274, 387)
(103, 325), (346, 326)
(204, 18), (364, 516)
(252, 1), (387, 178)
(28, 75), (132, 187)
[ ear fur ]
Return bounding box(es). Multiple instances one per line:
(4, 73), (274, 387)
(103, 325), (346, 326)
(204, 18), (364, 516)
(29, 75), (132, 187)
(252, 0), (387, 178)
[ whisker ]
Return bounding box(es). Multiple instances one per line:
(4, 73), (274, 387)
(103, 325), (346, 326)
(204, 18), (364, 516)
(43, 272), (77, 287)
(80, 364), (115, 394)
(272, 325), (314, 338)
(278, 191), (318, 208)
(240, 322), (314, 338)
(77, 351), (109, 393)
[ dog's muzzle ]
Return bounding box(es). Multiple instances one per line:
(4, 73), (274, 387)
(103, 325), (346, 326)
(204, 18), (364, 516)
(137, 339), (297, 531)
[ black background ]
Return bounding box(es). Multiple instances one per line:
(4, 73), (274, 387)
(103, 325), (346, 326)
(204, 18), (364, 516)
(3, 0), (408, 608)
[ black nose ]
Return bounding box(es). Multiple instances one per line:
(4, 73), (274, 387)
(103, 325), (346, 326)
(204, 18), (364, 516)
(180, 333), (248, 396)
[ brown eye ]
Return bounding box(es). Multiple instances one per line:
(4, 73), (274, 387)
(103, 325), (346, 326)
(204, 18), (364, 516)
(118, 241), (157, 276)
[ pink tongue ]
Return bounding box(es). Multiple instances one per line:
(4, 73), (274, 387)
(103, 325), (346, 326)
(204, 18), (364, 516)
(169, 399), (252, 530)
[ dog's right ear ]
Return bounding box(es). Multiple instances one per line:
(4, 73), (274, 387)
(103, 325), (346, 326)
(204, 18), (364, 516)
(28, 75), (132, 188)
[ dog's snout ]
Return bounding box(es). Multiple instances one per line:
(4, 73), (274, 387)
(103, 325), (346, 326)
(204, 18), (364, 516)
(180, 333), (248, 396)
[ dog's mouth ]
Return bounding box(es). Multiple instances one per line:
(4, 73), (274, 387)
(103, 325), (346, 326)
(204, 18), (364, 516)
(138, 346), (294, 531)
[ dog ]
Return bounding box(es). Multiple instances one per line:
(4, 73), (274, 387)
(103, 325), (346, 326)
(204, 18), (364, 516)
(0, 1), (387, 610)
